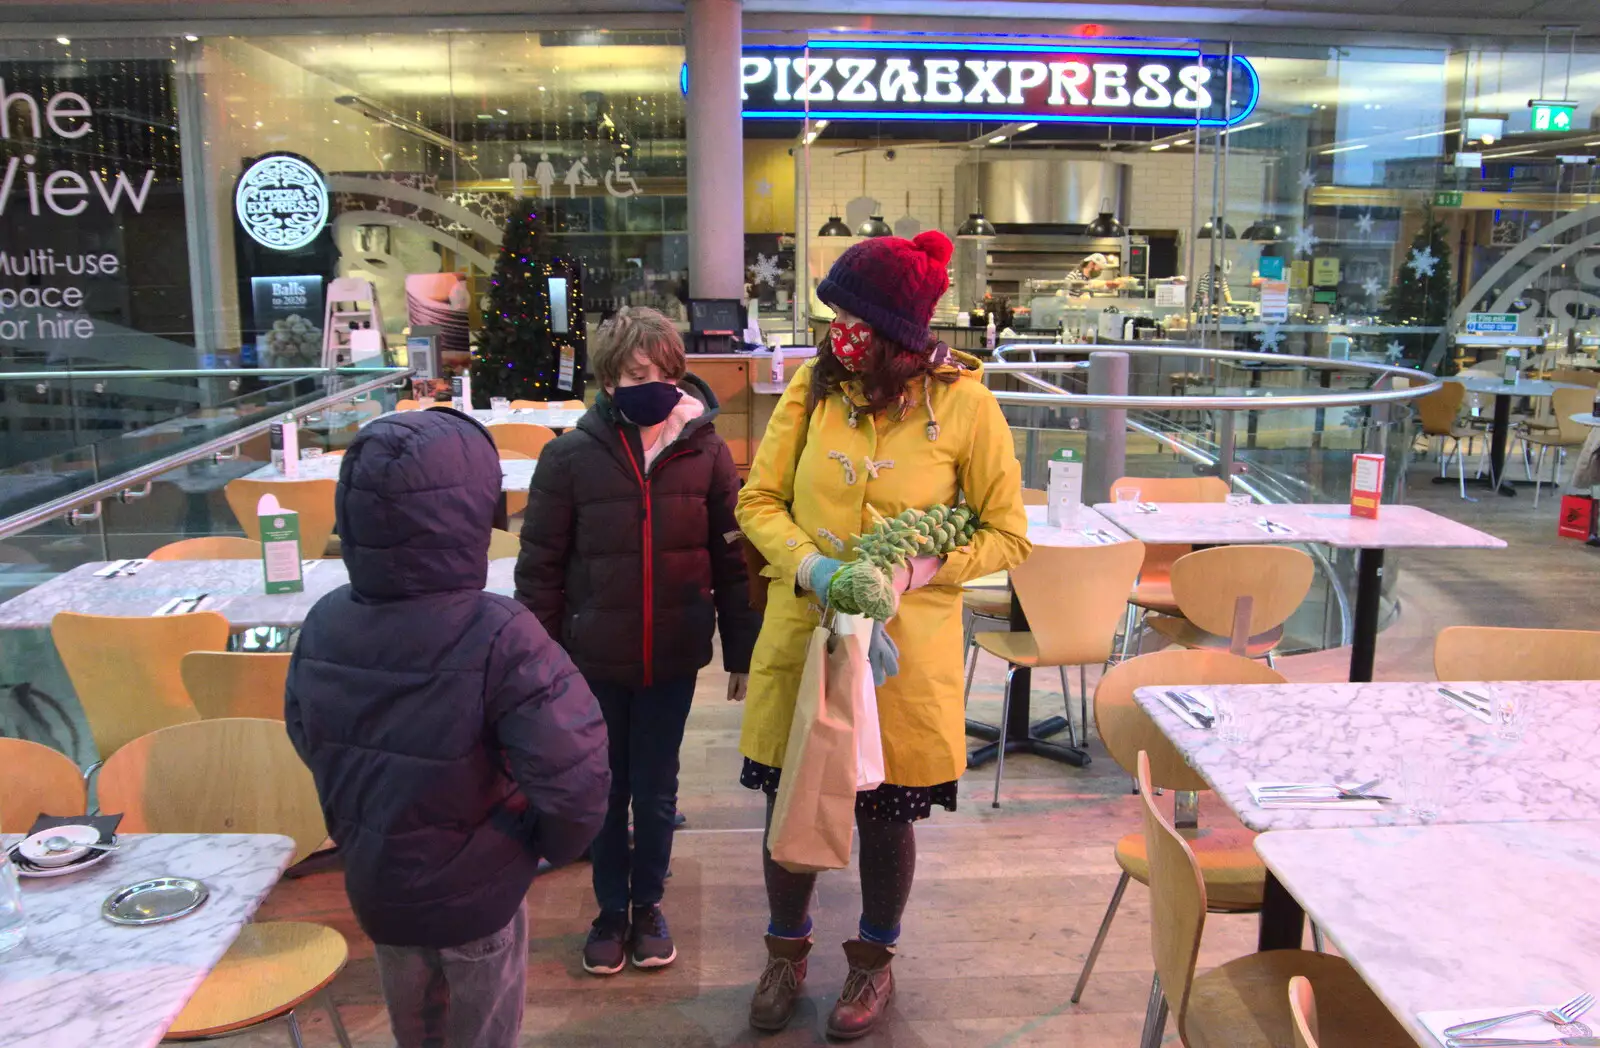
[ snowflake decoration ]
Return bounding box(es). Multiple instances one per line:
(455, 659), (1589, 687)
(1290, 225), (1321, 256)
(1297, 169), (1318, 191)
(1361, 276), (1384, 299)
(1341, 407), (1367, 428)
(1407, 247), (1439, 277)
(1256, 324), (1286, 352)
(748, 253), (782, 287)
(1385, 341), (1406, 363)
(1355, 212), (1375, 237)
(754, 178), (774, 198)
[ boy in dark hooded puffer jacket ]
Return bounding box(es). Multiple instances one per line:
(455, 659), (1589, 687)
(286, 408), (610, 1048)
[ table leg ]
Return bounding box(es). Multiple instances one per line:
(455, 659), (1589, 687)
(1347, 547), (1383, 683)
(1258, 871), (1305, 951)
(967, 589), (1089, 768)
(1488, 392), (1516, 496)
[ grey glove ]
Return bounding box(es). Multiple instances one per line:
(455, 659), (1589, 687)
(867, 619), (900, 687)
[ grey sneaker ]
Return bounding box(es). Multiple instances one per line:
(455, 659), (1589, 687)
(582, 910), (630, 976)
(629, 904), (677, 969)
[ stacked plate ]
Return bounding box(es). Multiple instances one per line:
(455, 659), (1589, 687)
(406, 274), (470, 357)
(9, 825), (115, 878)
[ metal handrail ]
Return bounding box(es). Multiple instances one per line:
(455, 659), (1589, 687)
(0, 369), (410, 539)
(0, 367), (396, 381)
(988, 342), (1441, 408)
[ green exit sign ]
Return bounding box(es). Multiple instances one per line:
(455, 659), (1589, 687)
(1530, 99), (1576, 132)
(1433, 191), (1464, 207)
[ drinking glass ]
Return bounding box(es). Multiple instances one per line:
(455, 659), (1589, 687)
(0, 851), (25, 953)
(1211, 696), (1250, 746)
(490, 396), (511, 419)
(1491, 687), (1527, 742)
(1401, 755), (1446, 822)
(1114, 487), (1140, 505)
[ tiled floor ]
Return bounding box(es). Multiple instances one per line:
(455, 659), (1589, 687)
(236, 463), (1599, 1046)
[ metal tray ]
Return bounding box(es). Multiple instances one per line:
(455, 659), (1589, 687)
(101, 877), (209, 926)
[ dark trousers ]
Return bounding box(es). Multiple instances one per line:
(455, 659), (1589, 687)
(589, 675), (697, 914)
(374, 902), (527, 1048)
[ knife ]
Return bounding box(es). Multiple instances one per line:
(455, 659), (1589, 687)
(1164, 690), (1214, 728)
(1447, 1038), (1600, 1046)
(94, 559), (131, 578)
(1439, 686), (1489, 711)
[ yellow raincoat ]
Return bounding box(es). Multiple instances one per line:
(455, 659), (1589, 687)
(736, 352), (1031, 787)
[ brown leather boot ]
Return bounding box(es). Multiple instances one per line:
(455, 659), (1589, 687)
(825, 939), (895, 1040)
(749, 934), (811, 1031)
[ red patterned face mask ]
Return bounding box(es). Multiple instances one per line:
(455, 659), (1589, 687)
(829, 320), (873, 372)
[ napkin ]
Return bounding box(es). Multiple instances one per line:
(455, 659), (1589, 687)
(1247, 783), (1383, 811)
(1438, 688), (1494, 724)
(1155, 689), (1213, 729)
(1079, 529), (1116, 545)
(1135, 502), (1161, 513)
(26, 812), (122, 843)
(1418, 1002), (1589, 1046)
(1253, 518), (1296, 536)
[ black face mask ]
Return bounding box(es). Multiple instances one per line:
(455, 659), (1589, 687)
(612, 381), (680, 426)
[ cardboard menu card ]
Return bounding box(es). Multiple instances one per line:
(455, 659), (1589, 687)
(269, 416), (299, 478)
(257, 494), (304, 594)
(452, 374), (472, 413)
(1350, 453), (1384, 519)
(1047, 448), (1084, 527)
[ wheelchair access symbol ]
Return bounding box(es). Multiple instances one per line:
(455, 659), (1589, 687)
(604, 155), (642, 199)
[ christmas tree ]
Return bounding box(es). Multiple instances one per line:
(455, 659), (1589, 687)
(471, 204), (587, 403)
(1381, 206), (1453, 364)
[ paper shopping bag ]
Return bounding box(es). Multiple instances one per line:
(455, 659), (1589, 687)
(1558, 494), (1594, 540)
(833, 614), (885, 792)
(768, 624), (860, 874)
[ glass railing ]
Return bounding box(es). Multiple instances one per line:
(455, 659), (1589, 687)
(985, 343), (1437, 656)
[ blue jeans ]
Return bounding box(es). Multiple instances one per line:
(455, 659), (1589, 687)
(588, 675), (697, 913)
(374, 902), (526, 1048)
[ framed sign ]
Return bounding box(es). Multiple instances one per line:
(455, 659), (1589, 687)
(737, 41), (1258, 127)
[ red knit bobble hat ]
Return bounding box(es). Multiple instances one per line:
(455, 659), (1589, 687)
(817, 230), (953, 351)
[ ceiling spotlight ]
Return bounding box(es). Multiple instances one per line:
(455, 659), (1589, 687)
(55, 36), (70, 45)
(496, 108), (508, 116)
(184, 33), (199, 42)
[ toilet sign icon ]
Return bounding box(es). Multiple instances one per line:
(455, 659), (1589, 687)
(604, 156), (642, 199)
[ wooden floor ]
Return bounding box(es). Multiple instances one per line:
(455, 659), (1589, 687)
(234, 463), (1600, 1047)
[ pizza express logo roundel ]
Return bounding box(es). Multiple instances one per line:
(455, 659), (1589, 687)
(235, 153), (329, 252)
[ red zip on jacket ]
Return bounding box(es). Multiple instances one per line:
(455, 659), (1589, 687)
(616, 429), (689, 687)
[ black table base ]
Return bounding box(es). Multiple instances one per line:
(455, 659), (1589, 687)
(1348, 548), (1383, 683)
(1258, 872), (1306, 951)
(1431, 391), (1520, 496)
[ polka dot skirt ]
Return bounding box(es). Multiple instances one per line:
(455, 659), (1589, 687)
(740, 757), (958, 823)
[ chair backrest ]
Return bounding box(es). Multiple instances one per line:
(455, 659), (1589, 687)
(1012, 541), (1146, 667)
(490, 422), (557, 458)
(0, 738), (87, 833)
(1553, 386), (1593, 443)
(1434, 626), (1600, 681)
(1550, 368), (1600, 390)
(1020, 487), (1048, 506)
(1095, 649), (1287, 789)
(1415, 381), (1466, 435)
(559, 399), (585, 409)
(96, 718), (328, 864)
(147, 536), (263, 562)
(1169, 545), (1315, 641)
(395, 398), (420, 411)
(488, 528), (522, 558)
(1289, 976), (1320, 1048)
(1137, 750), (1208, 1039)
(509, 399), (542, 409)
(224, 478), (338, 557)
(180, 651), (291, 720)
(1111, 475), (1230, 578)
(50, 610), (229, 758)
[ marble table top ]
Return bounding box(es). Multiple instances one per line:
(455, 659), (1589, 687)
(243, 455), (537, 492)
(1571, 412), (1600, 428)
(1095, 501), (1506, 551)
(1132, 680), (1600, 831)
(1455, 373), (1587, 398)
(390, 407), (584, 430)
(1024, 503), (1132, 547)
(0, 832), (295, 1048)
(1255, 821), (1600, 1046)
(0, 558), (520, 631)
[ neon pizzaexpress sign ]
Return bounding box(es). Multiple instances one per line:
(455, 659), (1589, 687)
(739, 42), (1258, 127)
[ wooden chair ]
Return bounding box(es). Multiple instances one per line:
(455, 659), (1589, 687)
(1020, 487), (1048, 506)
(395, 398), (421, 410)
(224, 478), (338, 559)
(1549, 368), (1600, 389)
(0, 738), (87, 832)
(97, 718), (349, 1044)
(1289, 977), (1320, 1048)
(50, 611), (229, 759)
(1414, 381), (1476, 499)
(1133, 749), (1412, 1048)
(147, 536), (262, 562)
(1072, 650), (1284, 1007)
(1149, 545), (1314, 665)
(510, 399), (542, 409)
(1521, 386), (1592, 507)
(558, 399), (585, 409)
(490, 422), (557, 458)
(968, 540), (1146, 805)
(1111, 476), (1230, 656)
(488, 528), (522, 559)
(499, 449), (533, 516)
(1434, 626), (1600, 681)
(180, 652), (291, 720)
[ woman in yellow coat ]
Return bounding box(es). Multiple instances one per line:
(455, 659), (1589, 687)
(735, 230), (1030, 1039)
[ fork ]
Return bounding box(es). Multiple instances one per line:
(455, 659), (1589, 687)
(1259, 778), (1385, 799)
(1444, 991), (1596, 1038)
